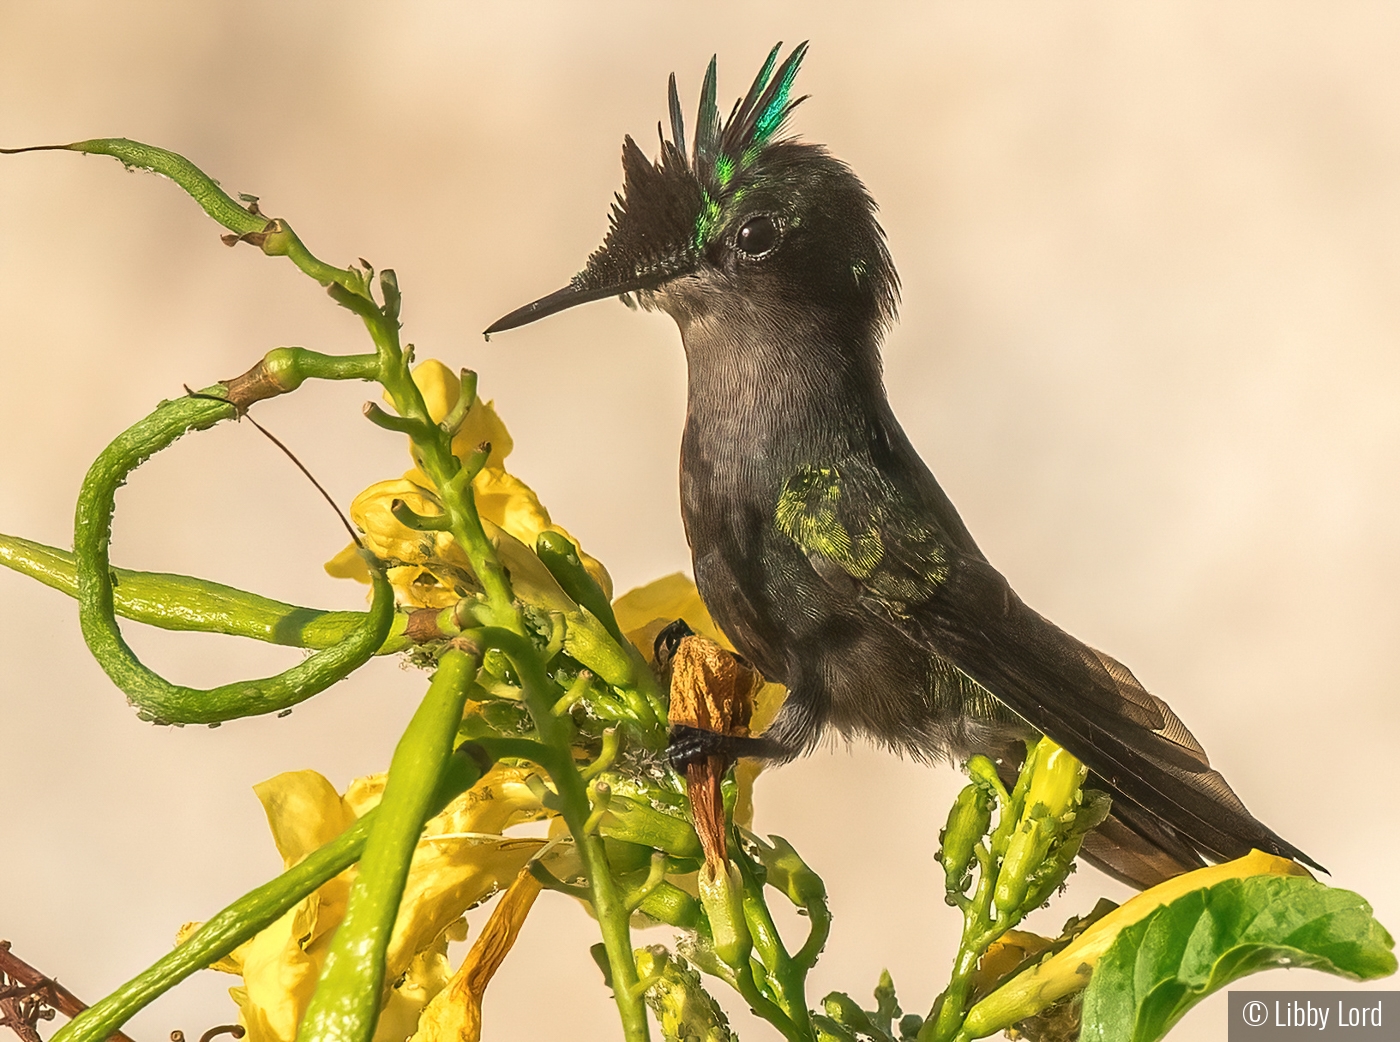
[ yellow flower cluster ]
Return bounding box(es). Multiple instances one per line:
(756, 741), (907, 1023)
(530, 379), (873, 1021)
(324, 360), (610, 608)
(184, 765), (560, 1042)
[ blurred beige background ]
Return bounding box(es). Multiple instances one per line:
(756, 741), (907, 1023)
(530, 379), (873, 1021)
(2, 3), (1398, 1040)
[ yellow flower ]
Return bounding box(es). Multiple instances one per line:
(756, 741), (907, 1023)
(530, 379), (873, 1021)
(191, 765), (564, 1042)
(326, 360), (611, 608)
(406, 358), (513, 471)
(326, 478), (578, 612)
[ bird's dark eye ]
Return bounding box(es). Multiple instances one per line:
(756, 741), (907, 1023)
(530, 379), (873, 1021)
(735, 214), (780, 257)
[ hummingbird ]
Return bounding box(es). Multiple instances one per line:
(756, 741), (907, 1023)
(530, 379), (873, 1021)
(486, 43), (1320, 888)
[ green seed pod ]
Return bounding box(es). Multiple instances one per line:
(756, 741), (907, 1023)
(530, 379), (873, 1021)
(759, 834), (827, 909)
(994, 818), (1045, 916)
(600, 794), (704, 859)
(966, 755), (1006, 797)
(698, 860), (752, 969)
(939, 783), (993, 887)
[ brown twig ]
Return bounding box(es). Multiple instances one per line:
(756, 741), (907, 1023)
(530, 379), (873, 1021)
(0, 940), (137, 1042)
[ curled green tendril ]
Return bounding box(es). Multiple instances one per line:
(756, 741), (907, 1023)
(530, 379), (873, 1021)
(74, 387), (394, 724)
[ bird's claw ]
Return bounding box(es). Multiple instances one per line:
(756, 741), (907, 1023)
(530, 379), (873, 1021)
(667, 724), (724, 771)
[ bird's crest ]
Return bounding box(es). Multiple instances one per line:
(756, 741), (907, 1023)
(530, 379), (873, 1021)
(574, 43), (809, 297)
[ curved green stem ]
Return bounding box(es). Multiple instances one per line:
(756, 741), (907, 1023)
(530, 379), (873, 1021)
(46, 138), (371, 297)
(736, 850), (814, 1040)
(297, 647), (481, 1042)
(73, 388), (395, 724)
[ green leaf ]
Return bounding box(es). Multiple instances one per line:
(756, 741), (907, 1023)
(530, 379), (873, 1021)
(1080, 875), (1396, 1042)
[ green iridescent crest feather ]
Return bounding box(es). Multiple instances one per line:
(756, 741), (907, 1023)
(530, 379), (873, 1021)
(573, 43), (809, 295)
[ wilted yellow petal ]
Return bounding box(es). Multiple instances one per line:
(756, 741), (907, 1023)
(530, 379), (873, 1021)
(485, 520), (576, 614)
(349, 480), (463, 568)
(254, 771), (358, 868)
(374, 929), (457, 1042)
(471, 469), (549, 543)
(324, 543), (370, 582)
(411, 867), (544, 1042)
(383, 765), (553, 977)
(972, 929), (1053, 996)
(344, 772), (387, 817)
(329, 480), (471, 608)
(963, 850), (1311, 1035)
(229, 902), (323, 1042)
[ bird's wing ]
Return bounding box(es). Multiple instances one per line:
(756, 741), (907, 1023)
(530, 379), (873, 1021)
(774, 461), (1320, 871)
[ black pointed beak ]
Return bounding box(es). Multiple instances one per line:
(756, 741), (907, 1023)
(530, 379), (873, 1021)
(485, 274), (659, 336)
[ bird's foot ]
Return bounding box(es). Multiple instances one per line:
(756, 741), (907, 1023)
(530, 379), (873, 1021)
(667, 724), (787, 770)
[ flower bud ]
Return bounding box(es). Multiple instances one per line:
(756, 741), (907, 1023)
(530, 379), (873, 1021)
(698, 859), (752, 968)
(760, 834), (827, 909)
(939, 783), (993, 889)
(994, 818), (1045, 916)
(1025, 740), (1087, 821)
(634, 946), (737, 1042)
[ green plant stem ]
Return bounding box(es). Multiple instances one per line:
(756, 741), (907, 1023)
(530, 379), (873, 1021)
(484, 628), (650, 1042)
(50, 745), (489, 1042)
(257, 347), (382, 389)
(922, 840), (1001, 1042)
(74, 387), (395, 724)
(53, 139), (371, 297)
(0, 533), (413, 653)
(340, 286), (522, 634)
(736, 851), (815, 1041)
(297, 647), (482, 1042)
(734, 963), (800, 1039)
(793, 895), (832, 976)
